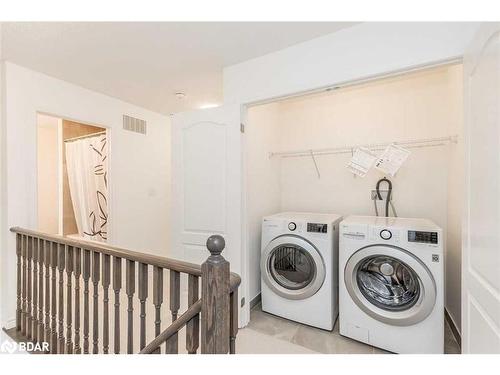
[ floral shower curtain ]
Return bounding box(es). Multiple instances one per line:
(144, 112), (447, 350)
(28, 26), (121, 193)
(65, 133), (108, 242)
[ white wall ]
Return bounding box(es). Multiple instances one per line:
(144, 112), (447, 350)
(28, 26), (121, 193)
(0, 23), (6, 327)
(245, 103), (282, 301)
(36, 114), (60, 234)
(224, 22), (478, 104)
(446, 69), (466, 331)
(1, 62), (171, 327)
(247, 64), (464, 329)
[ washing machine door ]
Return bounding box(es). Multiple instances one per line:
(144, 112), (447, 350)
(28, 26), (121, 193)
(344, 244), (436, 326)
(261, 235), (326, 300)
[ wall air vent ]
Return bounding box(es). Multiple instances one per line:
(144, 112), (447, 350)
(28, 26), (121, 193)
(123, 115), (147, 135)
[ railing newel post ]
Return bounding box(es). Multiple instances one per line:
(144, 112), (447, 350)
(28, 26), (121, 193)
(201, 235), (230, 354)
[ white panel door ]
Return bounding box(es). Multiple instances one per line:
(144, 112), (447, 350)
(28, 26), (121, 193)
(171, 105), (248, 325)
(463, 23), (500, 353)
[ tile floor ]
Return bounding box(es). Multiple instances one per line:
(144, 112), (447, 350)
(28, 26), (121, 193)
(236, 303), (461, 354)
(1, 304), (460, 355)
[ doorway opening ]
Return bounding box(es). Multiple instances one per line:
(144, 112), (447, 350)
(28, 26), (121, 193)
(244, 63), (464, 339)
(37, 113), (109, 242)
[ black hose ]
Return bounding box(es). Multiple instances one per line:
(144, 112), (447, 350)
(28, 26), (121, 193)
(376, 177), (392, 217)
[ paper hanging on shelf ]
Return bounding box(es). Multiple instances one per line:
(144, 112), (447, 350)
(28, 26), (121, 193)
(374, 144), (411, 176)
(346, 147), (378, 177)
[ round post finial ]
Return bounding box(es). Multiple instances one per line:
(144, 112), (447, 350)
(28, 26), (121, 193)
(206, 235), (225, 256)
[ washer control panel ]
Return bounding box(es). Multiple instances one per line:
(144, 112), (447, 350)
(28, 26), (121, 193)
(307, 223), (328, 233)
(380, 229), (392, 240)
(369, 227), (400, 243)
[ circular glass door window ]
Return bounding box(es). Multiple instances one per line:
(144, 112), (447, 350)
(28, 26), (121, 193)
(356, 255), (420, 311)
(268, 244), (316, 290)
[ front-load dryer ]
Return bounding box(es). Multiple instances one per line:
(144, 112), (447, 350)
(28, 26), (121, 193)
(260, 212), (342, 330)
(339, 216), (444, 353)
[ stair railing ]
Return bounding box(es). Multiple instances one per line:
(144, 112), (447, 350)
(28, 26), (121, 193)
(9, 227), (241, 354)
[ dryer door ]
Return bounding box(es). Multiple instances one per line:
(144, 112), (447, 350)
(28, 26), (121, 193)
(261, 235), (326, 300)
(344, 245), (436, 326)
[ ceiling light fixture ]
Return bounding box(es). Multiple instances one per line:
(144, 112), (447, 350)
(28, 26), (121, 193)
(199, 103), (220, 109)
(174, 92), (186, 100)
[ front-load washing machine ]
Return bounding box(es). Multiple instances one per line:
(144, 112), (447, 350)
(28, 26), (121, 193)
(339, 216), (444, 353)
(260, 212), (342, 330)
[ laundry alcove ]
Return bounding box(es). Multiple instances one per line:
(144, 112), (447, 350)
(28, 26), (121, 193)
(245, 63), (464, 332)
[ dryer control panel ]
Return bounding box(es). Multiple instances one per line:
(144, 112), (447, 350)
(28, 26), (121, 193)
(408, 230), (439, 244)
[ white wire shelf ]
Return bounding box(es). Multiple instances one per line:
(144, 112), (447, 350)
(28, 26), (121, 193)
(269, 135), (458, 159)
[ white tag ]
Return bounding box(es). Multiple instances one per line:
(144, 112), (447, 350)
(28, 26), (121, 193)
(374, 144), (410, 176)
(346, 147), (378, 177)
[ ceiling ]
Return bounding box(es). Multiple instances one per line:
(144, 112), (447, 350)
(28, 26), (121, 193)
(1, 22), (357, 114)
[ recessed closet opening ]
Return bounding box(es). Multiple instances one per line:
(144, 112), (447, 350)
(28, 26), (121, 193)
(37, 113), (109, 242)
(245, 63), (464, 329)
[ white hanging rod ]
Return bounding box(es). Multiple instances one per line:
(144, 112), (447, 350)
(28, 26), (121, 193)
(64, 130), (107, 143)
(269, 135), (458, 159)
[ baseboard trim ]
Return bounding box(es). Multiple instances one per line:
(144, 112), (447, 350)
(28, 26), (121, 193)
(445, 308), (461, 347)
(250, 293), (261, 309)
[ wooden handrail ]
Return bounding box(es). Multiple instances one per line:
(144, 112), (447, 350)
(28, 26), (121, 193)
(9, 227), (241, 291)
(139, 300), (202, 354)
